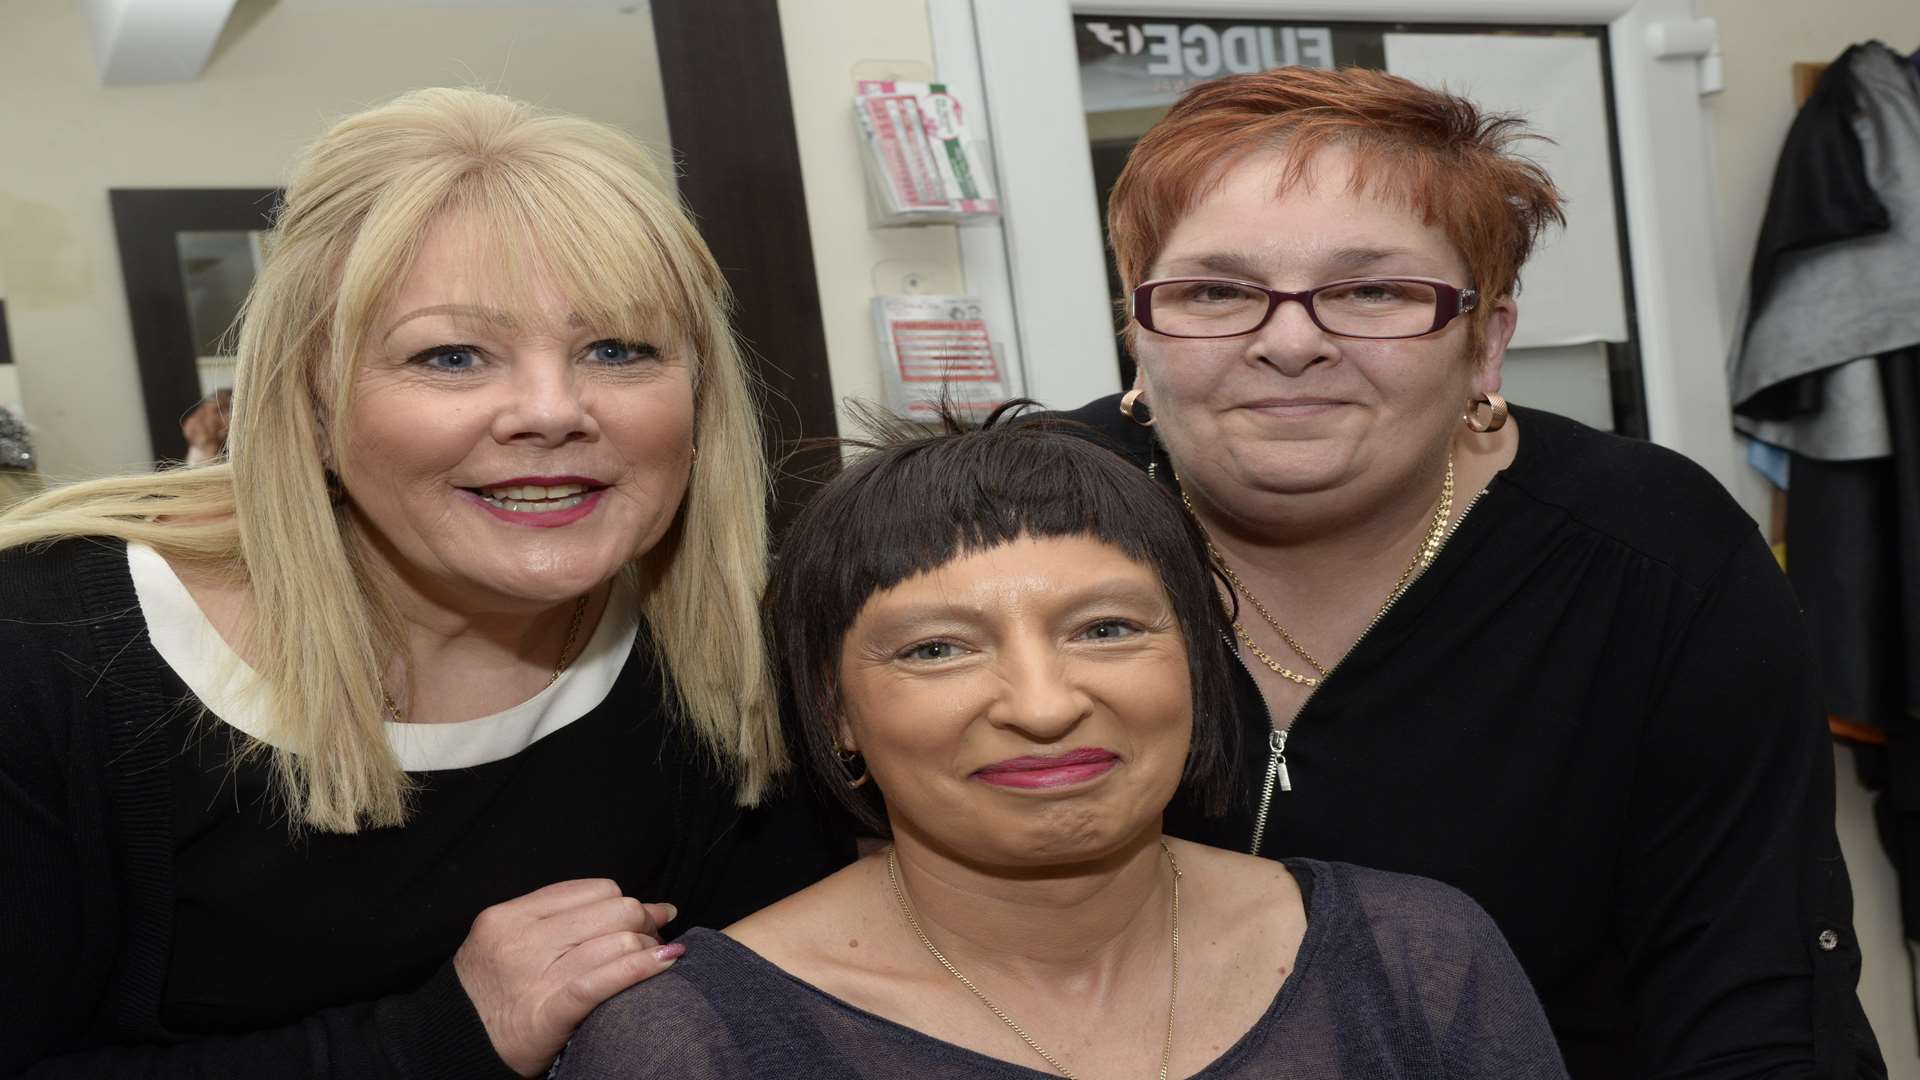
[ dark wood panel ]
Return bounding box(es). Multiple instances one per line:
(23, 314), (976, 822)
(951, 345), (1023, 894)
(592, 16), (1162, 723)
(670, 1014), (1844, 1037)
(1592, 29), (1650, 441)
(651, 0), (840, 532)
(1793, 61), (1828, 107)
(109, 188), (279, 463)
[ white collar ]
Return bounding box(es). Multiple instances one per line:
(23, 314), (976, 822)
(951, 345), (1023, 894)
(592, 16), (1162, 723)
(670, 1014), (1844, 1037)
(128, 541), (640, 772)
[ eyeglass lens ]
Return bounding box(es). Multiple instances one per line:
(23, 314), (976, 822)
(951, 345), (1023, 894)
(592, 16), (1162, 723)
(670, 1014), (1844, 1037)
(1149, 279), (1444, 339)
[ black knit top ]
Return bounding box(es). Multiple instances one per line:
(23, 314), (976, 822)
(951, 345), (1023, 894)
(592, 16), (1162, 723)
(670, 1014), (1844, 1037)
(0, 538), (850, 1077)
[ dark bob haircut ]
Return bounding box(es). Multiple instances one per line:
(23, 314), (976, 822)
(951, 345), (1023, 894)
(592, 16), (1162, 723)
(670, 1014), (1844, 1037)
(766, 405), (1240, 836)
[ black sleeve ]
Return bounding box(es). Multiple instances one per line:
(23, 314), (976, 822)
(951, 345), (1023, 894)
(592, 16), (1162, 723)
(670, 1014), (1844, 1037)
(0, 713), (516, 1080)
(0, 554), (517, 1080)
(0, 647), (92, 1075)
(1620, 529), (1885, 1078)
(14, 963), (518, 1080)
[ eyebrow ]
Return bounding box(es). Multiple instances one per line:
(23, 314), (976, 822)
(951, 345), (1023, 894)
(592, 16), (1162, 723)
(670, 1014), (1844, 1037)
(1157, 252), (1268, 280)
(381, 304), (587, 342)
(863, 577), (1171, 632)
(1321, 246), (1421, 274)
(1156, 245), (1422, 282)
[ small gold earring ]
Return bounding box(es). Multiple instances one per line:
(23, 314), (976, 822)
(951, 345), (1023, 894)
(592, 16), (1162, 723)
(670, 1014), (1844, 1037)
(1119, 388), (1154, 427)
(834, 745), (870, 790)
(1464, 391), (1509, 433)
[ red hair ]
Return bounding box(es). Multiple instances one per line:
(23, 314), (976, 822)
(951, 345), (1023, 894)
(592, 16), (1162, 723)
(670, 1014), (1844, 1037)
(1108, 66), (1565, 329)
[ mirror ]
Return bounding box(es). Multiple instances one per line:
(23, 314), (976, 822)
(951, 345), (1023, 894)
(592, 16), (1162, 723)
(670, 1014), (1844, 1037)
(177, 229), (267, 398)
(110, 189), (279, 463)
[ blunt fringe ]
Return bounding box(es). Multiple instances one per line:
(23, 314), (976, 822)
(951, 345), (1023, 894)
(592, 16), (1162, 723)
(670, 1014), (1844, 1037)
(0, 87), (780, 831)
(767, 405), (1240, 835)
(1109, 66), (1567, 346)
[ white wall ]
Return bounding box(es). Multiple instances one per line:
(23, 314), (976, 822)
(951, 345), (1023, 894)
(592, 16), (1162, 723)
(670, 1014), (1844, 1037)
(1703, 3), (1920, 1072)
(774, 0), (966, 436)
(0, 0), (670, 479)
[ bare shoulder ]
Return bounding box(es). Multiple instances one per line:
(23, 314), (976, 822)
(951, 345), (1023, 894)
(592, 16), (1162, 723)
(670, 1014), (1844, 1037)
(1160, 838), (1307, 1056)
(1165, 837), (1306, 966)
(723, 854), (891, 969)
(1166, 836), (1303, 920)
(720, 854), (929, 1016)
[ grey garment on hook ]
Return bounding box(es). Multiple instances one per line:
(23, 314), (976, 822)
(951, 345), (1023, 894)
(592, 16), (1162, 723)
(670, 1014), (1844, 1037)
(1740, 357), (1893, 462)
(1728, 43), (1920, 461)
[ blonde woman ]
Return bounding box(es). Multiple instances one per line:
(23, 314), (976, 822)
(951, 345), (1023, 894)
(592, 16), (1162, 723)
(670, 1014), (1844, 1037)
(0, 89), (847, 1078)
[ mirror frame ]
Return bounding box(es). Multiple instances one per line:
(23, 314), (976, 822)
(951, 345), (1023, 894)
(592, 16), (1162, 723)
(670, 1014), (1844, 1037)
(109, 187), (280, 464)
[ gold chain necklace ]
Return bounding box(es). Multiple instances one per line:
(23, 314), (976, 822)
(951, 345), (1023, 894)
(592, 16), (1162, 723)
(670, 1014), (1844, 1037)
(886, 842), (1182, 1080)
(382, 595), (589, 722)
(1183, 453), (1454, 687)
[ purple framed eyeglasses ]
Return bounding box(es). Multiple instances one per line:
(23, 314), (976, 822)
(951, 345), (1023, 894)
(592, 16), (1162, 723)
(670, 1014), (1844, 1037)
(1131, 276), (1479, 341)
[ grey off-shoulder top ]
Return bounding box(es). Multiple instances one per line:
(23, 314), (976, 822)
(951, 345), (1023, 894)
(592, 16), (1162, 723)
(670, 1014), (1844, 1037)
(552, 859), (1567, 1080)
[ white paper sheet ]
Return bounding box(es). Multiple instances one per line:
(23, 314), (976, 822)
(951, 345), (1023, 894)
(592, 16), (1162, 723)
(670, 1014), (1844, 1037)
(1383, 33), (1629, 349)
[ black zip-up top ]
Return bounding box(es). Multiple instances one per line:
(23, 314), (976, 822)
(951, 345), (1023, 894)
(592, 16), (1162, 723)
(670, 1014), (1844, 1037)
(1055, 393), (1883, 1079)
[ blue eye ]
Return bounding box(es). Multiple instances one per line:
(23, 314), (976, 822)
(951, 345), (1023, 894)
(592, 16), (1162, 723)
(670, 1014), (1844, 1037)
(902, 641), (959, 662)
(587, 339), (659, 366)
(411, 345), (483, 371)
(1080, 619), (1142, 641)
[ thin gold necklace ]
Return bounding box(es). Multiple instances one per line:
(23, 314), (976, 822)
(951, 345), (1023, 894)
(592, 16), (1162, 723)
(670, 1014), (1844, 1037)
(886, 842), (1182, 1080)
(382, 595), (590, 722)
(1183, 452), (1453, 687)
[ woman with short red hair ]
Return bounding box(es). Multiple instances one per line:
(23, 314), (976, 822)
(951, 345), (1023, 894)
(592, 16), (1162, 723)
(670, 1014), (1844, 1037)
(1059, 66), (1883, 1077)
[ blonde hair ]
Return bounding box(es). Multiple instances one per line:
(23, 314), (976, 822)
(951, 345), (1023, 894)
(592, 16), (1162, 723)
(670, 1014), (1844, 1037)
(0, 470), (43, 514)
(0, 88), (779, 832)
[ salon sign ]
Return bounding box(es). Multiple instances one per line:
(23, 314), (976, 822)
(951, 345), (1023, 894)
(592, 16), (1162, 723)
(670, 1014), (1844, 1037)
(1075, 17), (1387, 112)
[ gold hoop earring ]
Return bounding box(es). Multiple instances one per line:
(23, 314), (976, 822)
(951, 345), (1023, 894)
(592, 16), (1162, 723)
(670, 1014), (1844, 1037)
(835, 746), (870, 789)
(1464, 391), (1509, 433)
(1119, 388), (1154, 427)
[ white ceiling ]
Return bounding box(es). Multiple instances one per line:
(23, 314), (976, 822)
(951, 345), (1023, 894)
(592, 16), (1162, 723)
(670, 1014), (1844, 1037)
(86, 0), (651, 84)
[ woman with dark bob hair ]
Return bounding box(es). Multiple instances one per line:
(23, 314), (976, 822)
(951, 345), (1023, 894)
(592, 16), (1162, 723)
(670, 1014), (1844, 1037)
(1058, 64), (1881, 1076)
(554, 411), (1568, 1079)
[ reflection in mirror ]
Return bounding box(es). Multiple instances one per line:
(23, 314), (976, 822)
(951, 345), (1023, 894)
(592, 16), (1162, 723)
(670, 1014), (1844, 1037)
(175, 230), (266, 396)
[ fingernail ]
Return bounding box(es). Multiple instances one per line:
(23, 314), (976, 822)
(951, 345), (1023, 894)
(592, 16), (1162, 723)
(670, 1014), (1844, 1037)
(662, 904), (679, 923)
(654, 942), (685, 963)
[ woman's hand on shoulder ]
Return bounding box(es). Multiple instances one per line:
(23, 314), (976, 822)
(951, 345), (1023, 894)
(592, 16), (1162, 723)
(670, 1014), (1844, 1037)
(453, 879), (682, 1077)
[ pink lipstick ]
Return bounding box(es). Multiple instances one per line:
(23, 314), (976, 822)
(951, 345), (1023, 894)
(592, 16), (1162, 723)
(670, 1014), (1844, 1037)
(972, 748), (1119, 790)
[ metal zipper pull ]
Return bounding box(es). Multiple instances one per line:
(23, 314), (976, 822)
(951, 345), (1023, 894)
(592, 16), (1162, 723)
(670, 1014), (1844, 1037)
(1272, 727), (1292, 792)
(1248, 727), (1292, 856)
(1240, 485), (1492, 860)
